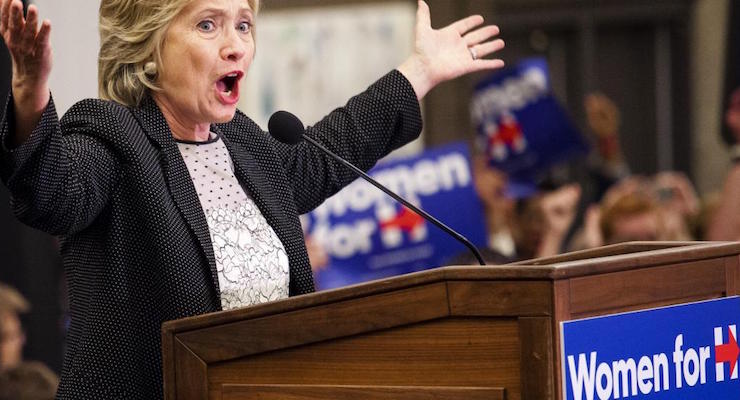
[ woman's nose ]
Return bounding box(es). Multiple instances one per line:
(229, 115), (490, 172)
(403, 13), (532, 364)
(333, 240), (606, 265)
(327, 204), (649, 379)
(220, 30), (247, 61)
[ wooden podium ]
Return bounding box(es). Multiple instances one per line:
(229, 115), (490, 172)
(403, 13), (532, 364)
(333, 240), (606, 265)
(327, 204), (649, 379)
(161, 241), (740, 400)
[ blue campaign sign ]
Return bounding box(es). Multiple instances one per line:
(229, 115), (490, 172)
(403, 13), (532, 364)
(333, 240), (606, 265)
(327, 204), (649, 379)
(561, 297), (740, 400)
(304, 142), (487, 290)
(470, 57), (589, 183)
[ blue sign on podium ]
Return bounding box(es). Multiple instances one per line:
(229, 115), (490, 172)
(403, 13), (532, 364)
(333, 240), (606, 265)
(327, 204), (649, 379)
(561, 297), (740, 400)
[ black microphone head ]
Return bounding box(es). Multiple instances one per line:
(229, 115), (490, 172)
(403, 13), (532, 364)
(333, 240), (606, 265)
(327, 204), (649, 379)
(268, 110), (305, 145)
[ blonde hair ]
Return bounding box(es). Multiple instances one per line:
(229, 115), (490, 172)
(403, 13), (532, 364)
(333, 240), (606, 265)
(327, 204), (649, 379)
(599, 191), (660, 243)
(0, 362), (59, 400)
(98, 0), (260, 107)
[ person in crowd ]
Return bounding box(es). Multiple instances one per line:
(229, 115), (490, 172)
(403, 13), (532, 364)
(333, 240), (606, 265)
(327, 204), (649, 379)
(505, 91), (629, 256)
(446, 156), (516, 265)
(0, 0), (504, 397)
(566, 91), (703, 250)
(0, 361), (58, 400)
(651, 171), (699, 241)
(591, 173), (698, 245)
(0, 283), (29, 372)
(583, 92), (630, 191)
(599, 188), (663, 244)
(512, 183), (581, 260)
(553, 91), (629, 251)
(471, 154), (516, 259)
(470, 146), (582, 262)
(707, 87), (740, 241)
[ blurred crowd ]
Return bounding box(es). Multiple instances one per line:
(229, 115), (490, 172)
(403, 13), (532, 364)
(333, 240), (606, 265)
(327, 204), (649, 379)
(462, 89), (740, 264)
(303, 89), (740, 267)
(0, 284), (58, 400)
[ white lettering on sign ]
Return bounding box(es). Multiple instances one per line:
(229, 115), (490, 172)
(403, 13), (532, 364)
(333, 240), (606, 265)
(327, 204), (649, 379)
(567, 351), (671, 400)
(470, 67), (548, 123)
(309, 151), (472, 259)
(312, 152), (470, 221)
(566, 333), (730, 400)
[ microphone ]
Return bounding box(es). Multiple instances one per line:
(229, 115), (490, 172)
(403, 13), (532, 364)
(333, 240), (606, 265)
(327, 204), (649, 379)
(268, 110), (486, 266)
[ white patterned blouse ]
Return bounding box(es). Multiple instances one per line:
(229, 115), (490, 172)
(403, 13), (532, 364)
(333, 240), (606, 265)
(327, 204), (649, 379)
(176, 133), (290, 310)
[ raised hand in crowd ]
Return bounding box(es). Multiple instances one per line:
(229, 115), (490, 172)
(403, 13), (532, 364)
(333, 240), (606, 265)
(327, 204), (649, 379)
(584, 92), (629, 179)
(585, 92), (620, 140)
(569, 204), (604, 251)
(537, 183), (581, 258)
(653, 172), (699, 218)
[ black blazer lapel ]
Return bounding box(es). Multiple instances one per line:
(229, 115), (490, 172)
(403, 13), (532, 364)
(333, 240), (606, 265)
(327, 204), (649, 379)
(129, 97), (220, 294)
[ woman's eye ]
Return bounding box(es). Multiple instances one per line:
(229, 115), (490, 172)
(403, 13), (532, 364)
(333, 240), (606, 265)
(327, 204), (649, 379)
(197, 21), (215, 32)
(237, 21), (251, 33)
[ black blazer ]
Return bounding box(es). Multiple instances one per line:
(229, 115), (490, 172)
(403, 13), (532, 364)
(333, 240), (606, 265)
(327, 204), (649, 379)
(0, 70), (422, 399)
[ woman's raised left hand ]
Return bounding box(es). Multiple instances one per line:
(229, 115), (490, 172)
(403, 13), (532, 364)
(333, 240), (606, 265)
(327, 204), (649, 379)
(397, 0), (504, 100)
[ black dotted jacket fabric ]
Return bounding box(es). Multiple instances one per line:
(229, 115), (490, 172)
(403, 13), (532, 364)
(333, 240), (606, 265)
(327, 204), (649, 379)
(0, 70), (422, 399)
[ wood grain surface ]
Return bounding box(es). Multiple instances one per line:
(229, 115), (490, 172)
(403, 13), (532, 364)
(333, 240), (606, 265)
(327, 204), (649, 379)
(221, 384), (505, 400)
(161, 242), (740, 400)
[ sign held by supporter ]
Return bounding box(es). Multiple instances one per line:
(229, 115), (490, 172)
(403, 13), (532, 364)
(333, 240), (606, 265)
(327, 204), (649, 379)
(303, 142), (487, 290)
(471, 57), (589, 184)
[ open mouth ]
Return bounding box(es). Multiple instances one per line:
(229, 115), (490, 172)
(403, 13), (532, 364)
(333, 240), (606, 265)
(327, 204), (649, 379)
(216, 71), (243, 101)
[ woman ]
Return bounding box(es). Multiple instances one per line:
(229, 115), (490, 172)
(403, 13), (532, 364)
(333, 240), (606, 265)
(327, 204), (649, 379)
(0, 0), (504, 398)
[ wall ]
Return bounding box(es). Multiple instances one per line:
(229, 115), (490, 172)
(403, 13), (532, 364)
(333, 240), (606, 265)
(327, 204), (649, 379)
(34, 0), (100, 114)
(690, 0), (729, 194)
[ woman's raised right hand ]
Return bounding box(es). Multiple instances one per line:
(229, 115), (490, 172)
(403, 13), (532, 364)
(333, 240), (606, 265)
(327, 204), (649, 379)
(0, 0), (52, 145)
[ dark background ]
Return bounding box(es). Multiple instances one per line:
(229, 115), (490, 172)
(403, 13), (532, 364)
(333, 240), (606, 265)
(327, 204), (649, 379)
(0, 0), (64, 373)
